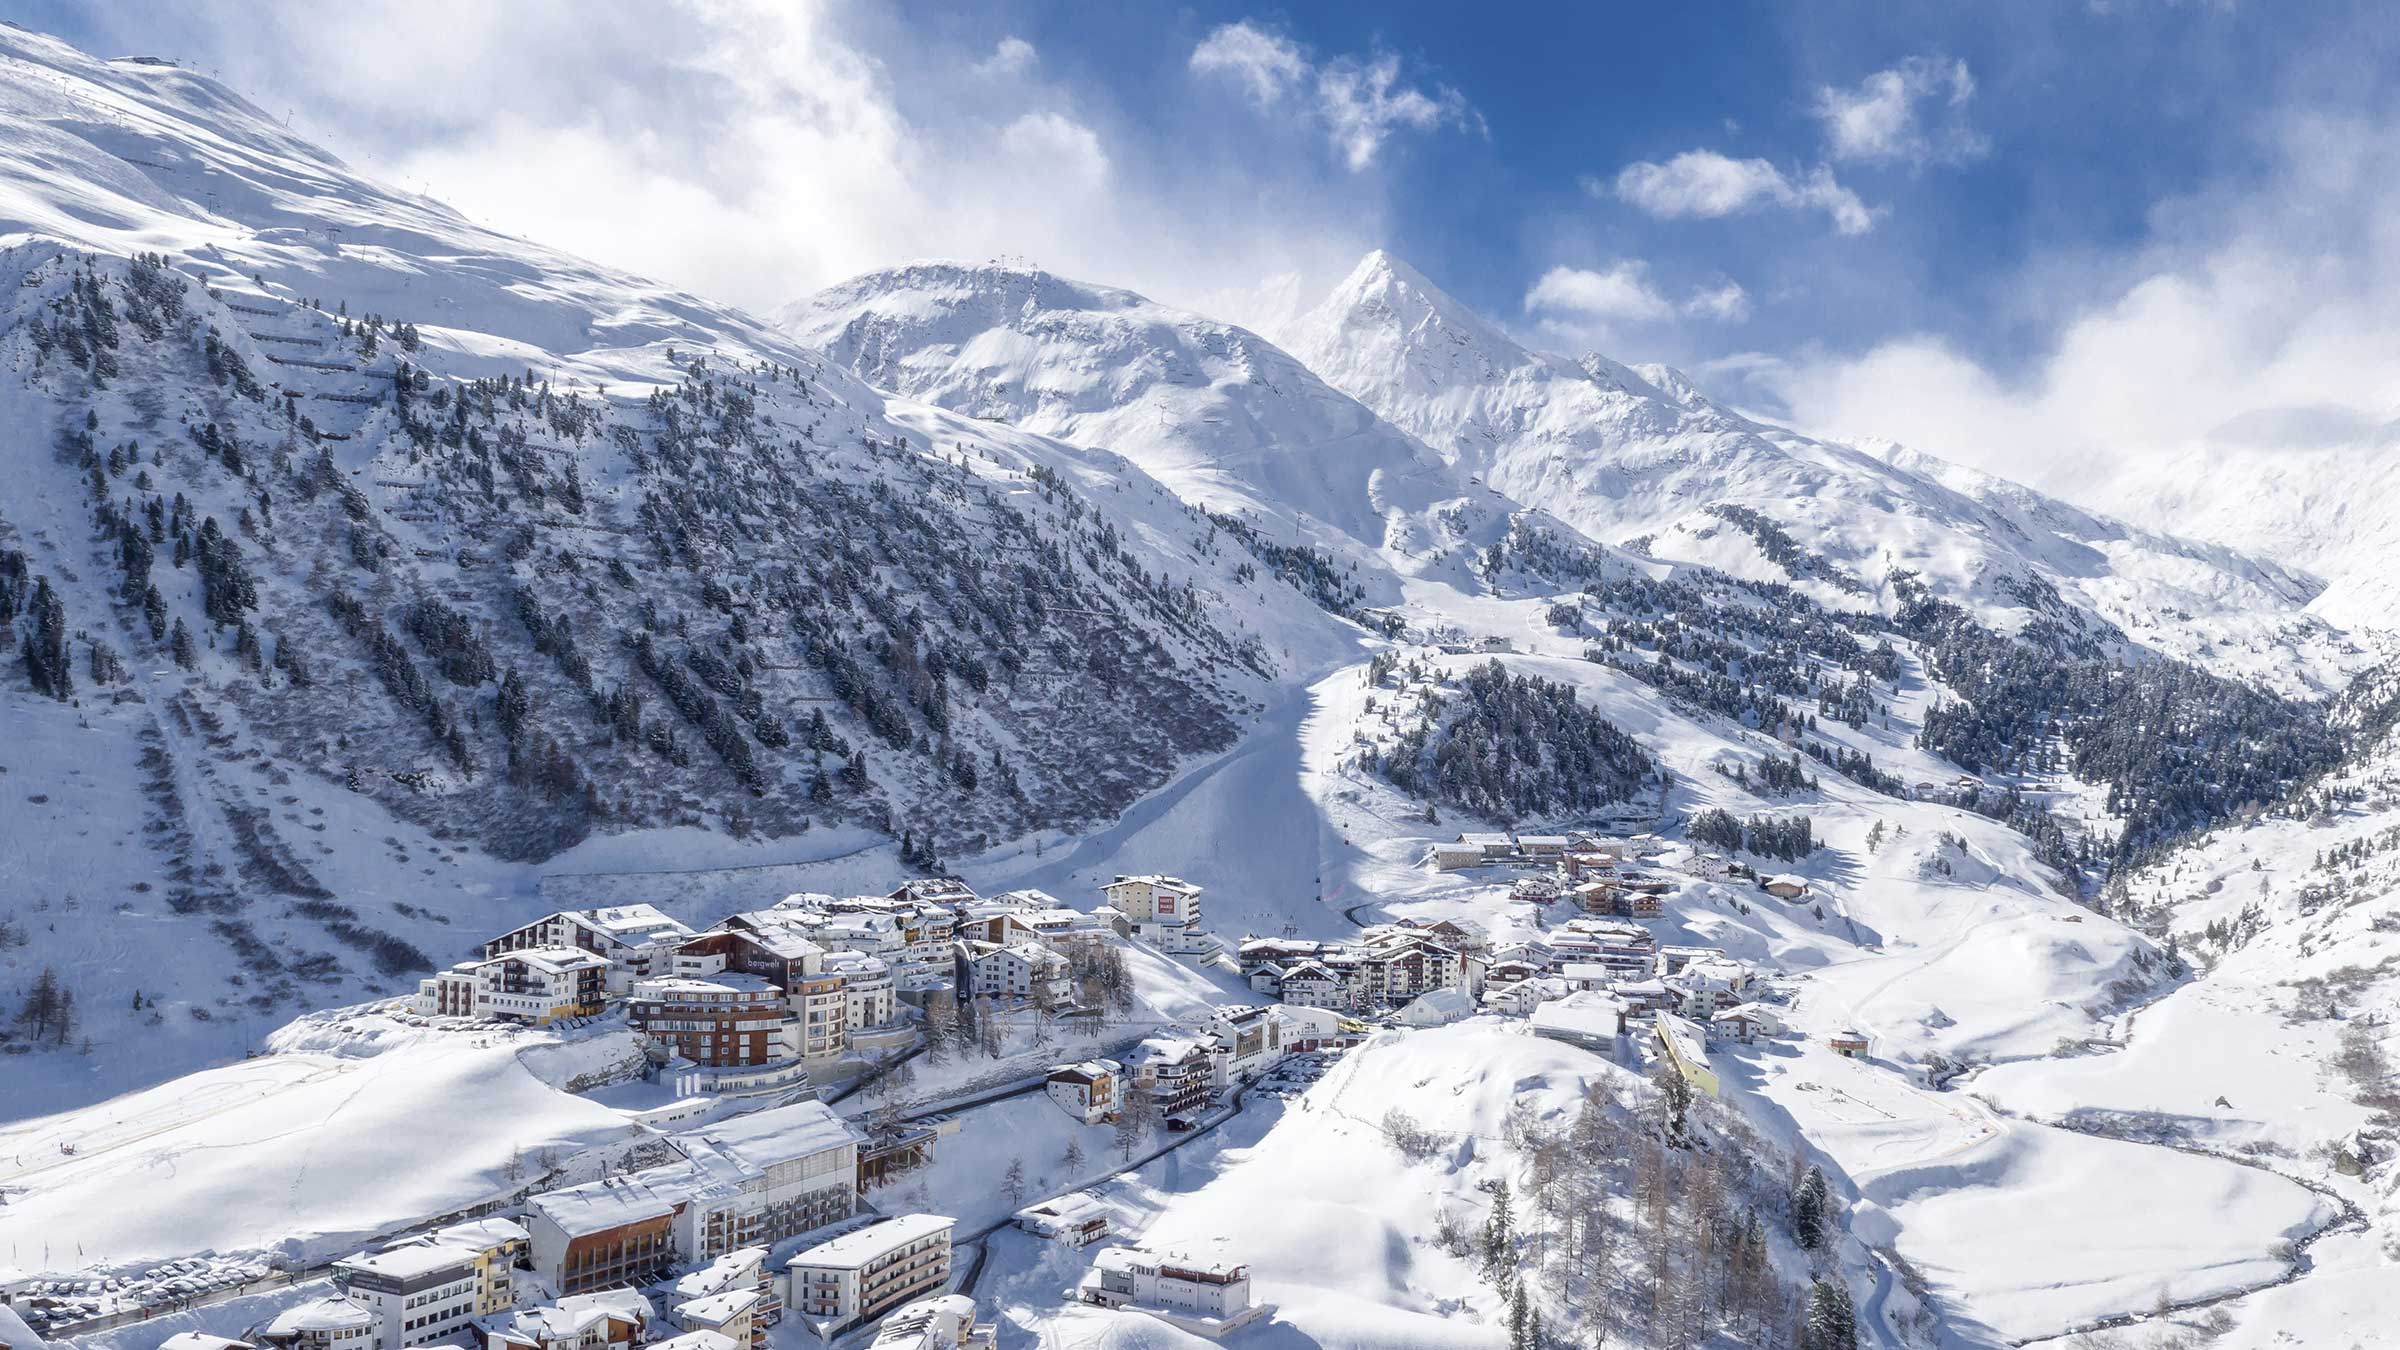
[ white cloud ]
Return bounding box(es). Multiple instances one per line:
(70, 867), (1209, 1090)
(1608, 151), (1877, 234)
(973, 36), (1038, 78)
(80, 1), (1381, 333)
(1523, 264), (1752, 332)
(1189, 21), (1306, 107)
(1191, 20), (1475, 171)
(1683, 278), (1753, 322)
(998, 111), (1109, 189)
(1814, 54), (1987, 165)
(1525, 263), (1674, 322)
(1316, 52), (1475, 170)
(1758, 112), (2400, 519)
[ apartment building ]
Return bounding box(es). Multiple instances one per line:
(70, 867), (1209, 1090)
(330, 1241), (481, 1347)
(784, 1215), (956, 1340)
(414, 947), (609, 1024)
(628, 973), (796, 1070)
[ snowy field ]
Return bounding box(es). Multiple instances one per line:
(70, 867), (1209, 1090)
(0, 1009), (641, 1271)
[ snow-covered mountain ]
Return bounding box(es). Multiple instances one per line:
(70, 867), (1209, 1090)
(1283, 251), (2365, 695)
(0, 23), (1366, 1102)
(783, 259), (1656, 610)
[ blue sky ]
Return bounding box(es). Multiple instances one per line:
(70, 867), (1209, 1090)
(21, 1), (2400, 491)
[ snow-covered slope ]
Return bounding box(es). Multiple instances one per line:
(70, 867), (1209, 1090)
(1282, 251), (2363, 696)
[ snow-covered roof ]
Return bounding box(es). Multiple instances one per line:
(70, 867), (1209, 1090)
(1016, 1192), (1110, 1229)
(674, 1099), (858, 1175)
(649, 1335), (738, 1350)
(1531, 991), (1624, 1040)
(669, 1248), (765, 1301)
(785, 1214), (954, 1271)
(427, 1216), (528, 1250)
(580, 904), (694, 942)
(158, 1335), (250, 1350)
(866, 1295), (979, 1350)
(502, 944), (611, 975)
(635, 971), (781, 999)
(527, 1173), (683, 1237)
(1400, 987), (1475, 1025)
(266, 1299), (374, 1335)
(1049, 1059), (1120, 1082)
(335, 1240), (478, 1280)
(672, 1289), (758, 1326)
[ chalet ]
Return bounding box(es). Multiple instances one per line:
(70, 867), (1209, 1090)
(1829, 1028), (1870, 1057)
(1272, 959), (1344, 1009)
(1511, 875), (1562, 905)
(1482, 958), (1543, 988)
(1653, 1013), (1720, 1097)
(483, 905), (695, 993)
(1516, 834), (1570, 859)
(1760, 874), (1812, 900)
(1710, 1003), (1783, 1043)
(1559, 962), (1613, 993)
(1046, 1059), (1122, 1124)
(415, 946), (609, 1024)
(783, 1214), (955, 1340)
(1016, 1193), (1112, 1247)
